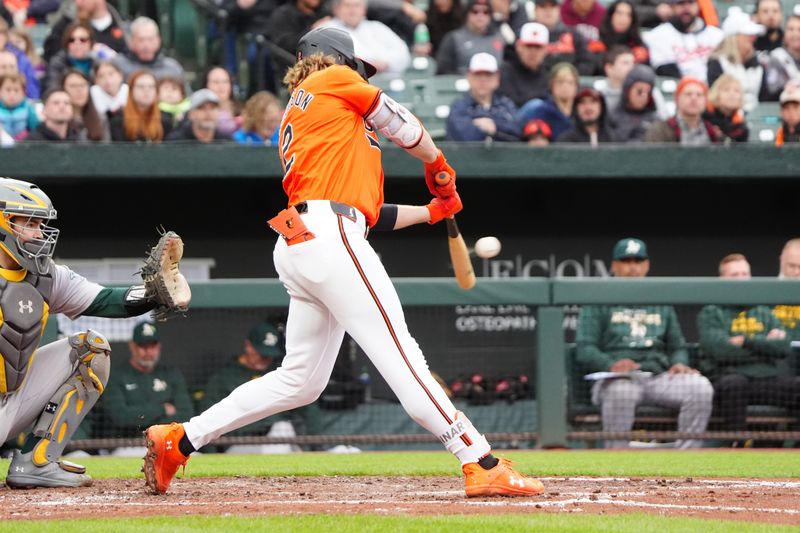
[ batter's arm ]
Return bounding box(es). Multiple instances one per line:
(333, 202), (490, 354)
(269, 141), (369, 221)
(373, 204), (430, 231)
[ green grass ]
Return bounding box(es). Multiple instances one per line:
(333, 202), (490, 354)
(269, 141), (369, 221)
(1, 449), (797, 481)
(3, 514), (799, 533)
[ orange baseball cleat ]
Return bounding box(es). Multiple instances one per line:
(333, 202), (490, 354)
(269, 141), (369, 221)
(462, 457), (545, 497)
(143, 423), (189, 494)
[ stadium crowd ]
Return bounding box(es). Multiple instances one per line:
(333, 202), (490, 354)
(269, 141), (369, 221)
(1, 0), (799, 146)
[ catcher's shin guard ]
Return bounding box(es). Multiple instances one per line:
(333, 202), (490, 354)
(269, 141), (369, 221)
(31, 330), (111, 466)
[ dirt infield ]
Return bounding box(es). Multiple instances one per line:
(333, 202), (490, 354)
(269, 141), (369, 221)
(1, 476), (799, 525)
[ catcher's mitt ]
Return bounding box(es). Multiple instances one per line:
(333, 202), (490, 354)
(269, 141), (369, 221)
(140, 229), (191, 321)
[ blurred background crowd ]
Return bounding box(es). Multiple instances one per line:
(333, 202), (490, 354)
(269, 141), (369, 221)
(1, 0), (799, 146)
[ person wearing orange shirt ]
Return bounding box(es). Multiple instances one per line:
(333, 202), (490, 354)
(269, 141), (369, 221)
(144, 26), (545, 499)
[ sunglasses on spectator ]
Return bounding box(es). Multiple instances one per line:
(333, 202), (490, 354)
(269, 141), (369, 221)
(469, 7), (490, 15)
(69, 36), (91, 43)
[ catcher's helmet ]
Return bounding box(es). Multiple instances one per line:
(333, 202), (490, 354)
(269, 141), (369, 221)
(296, 27), (377, 79)
(0, 178), (59, 275)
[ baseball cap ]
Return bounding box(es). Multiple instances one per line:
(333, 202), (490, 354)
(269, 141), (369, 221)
(612, 238), (649, 261)
(675, 76), (707, 100)
(468, 52), (499, 73)
(722, 7), (766, 37)
(779, 83), (800, 105)
(523, 119), (552, 140)
(189, 88), (220, 111)
(247, 321), (283, 357)
(575, 86), (603, 103)
(133, 321), (160, 344)
(518, 22), (549, 46)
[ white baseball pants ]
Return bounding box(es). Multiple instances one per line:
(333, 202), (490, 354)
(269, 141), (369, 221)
(184, 200), (491, 464)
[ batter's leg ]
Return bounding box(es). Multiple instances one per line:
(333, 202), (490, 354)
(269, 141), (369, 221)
(320, 222), (490, 464)
(183, 293), (345, 449)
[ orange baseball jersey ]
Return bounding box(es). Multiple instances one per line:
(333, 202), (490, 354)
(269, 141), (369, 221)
(279, 65), (384, 226)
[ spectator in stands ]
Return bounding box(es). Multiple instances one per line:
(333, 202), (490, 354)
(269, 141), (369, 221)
(8, 27), (44, 83)
(45, 22), (98, 92)
(26, 88), (77, 141)
(643, 0), (723, 81)
(204, 66), (242, 137)
(44, 0), (128, 63)
(435, 0), (504, 74)
(765, 16), (800, 103)
(593, 0), (648, 71)
(775, 81), (800, 145)
(576, 237), (713, 449)
(515, 61), (579, 140)
(626, 0), (673, 29)
(703, 73), (748, 142)
(2, 0), (59, 27)
(0, 47), (14, 77)
(753, 0), (784, 53)
(266, 0), (330, 79)
(90, 60), (128, 117)
(774, 238), (800, 341)
(490, 0), (535, 56)
(560, 0), (605, 45)
(697, 253), (797, 434)
(197, 321), (324, 453)
(608, 64), (660, 141)
(598, 45), (634, 112)
(707, 8), (775, 111)
(534, 0), (594, 74)
(445, 52), (521, 141)
(101, 321), (194, 439)
(109, 69), (171, 142)
(157, 76), (190, 129)
(557, 86), (615, 144)
(166, 88), (234, 143)
(323, 0), (411, 75)
(522, 117), (552, 145)
(645, 77), (721, 144)
(62, 69), (107, 141)
(113, 16), (185, 82)
(0, 18), (38, 98)
(498, 22), (551, 107)
(0, 72), (37, 140)
(232, 90), (282, 145)
(427, 0), (466, 57)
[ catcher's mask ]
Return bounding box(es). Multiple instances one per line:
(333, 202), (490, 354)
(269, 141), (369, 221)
(296, 27), (377, 80)
(0, 178), (59, 275)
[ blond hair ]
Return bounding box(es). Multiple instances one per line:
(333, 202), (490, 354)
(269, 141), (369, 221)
(283, 54), (336, 93)
(711, 34), (743, 64)
(242, 91), (281, 132)
(719, 253), (748, 275)
(708, 73), (743, 109)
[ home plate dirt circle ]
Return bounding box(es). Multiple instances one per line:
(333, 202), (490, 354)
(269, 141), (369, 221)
(1, 476), (798, 525)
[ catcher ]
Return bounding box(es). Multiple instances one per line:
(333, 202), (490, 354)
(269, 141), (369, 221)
(0, 177), (190, 489)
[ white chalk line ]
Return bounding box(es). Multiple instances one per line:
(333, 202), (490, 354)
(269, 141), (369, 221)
(24, 495), (800, 516)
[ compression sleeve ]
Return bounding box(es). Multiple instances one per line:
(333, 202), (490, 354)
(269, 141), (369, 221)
(82, 286), (156, 318)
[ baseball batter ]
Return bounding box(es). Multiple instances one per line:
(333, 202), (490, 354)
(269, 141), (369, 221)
(0, 178), (185, 488)
(144, 27), (544, 498)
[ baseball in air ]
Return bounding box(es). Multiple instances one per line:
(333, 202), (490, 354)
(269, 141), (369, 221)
(474, 236), (502, 258)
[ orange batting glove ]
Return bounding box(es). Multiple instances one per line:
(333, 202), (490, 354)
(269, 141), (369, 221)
(424, 150), (457, 198)
(426, 192), (462, 224)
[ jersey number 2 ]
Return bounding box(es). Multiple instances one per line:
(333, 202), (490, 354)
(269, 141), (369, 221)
(280, 123), (295, 175)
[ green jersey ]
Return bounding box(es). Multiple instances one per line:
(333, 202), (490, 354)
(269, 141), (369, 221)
(772, 305), (800, 342)
(697, 305), (792, 380)
(576, 305), (689, 373)
(101, 362), (194, 437)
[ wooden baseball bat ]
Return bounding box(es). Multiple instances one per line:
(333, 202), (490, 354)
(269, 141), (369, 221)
(435, 172), (476, 290)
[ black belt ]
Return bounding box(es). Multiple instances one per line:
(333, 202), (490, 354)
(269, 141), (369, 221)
(295, 201), (358, 221)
